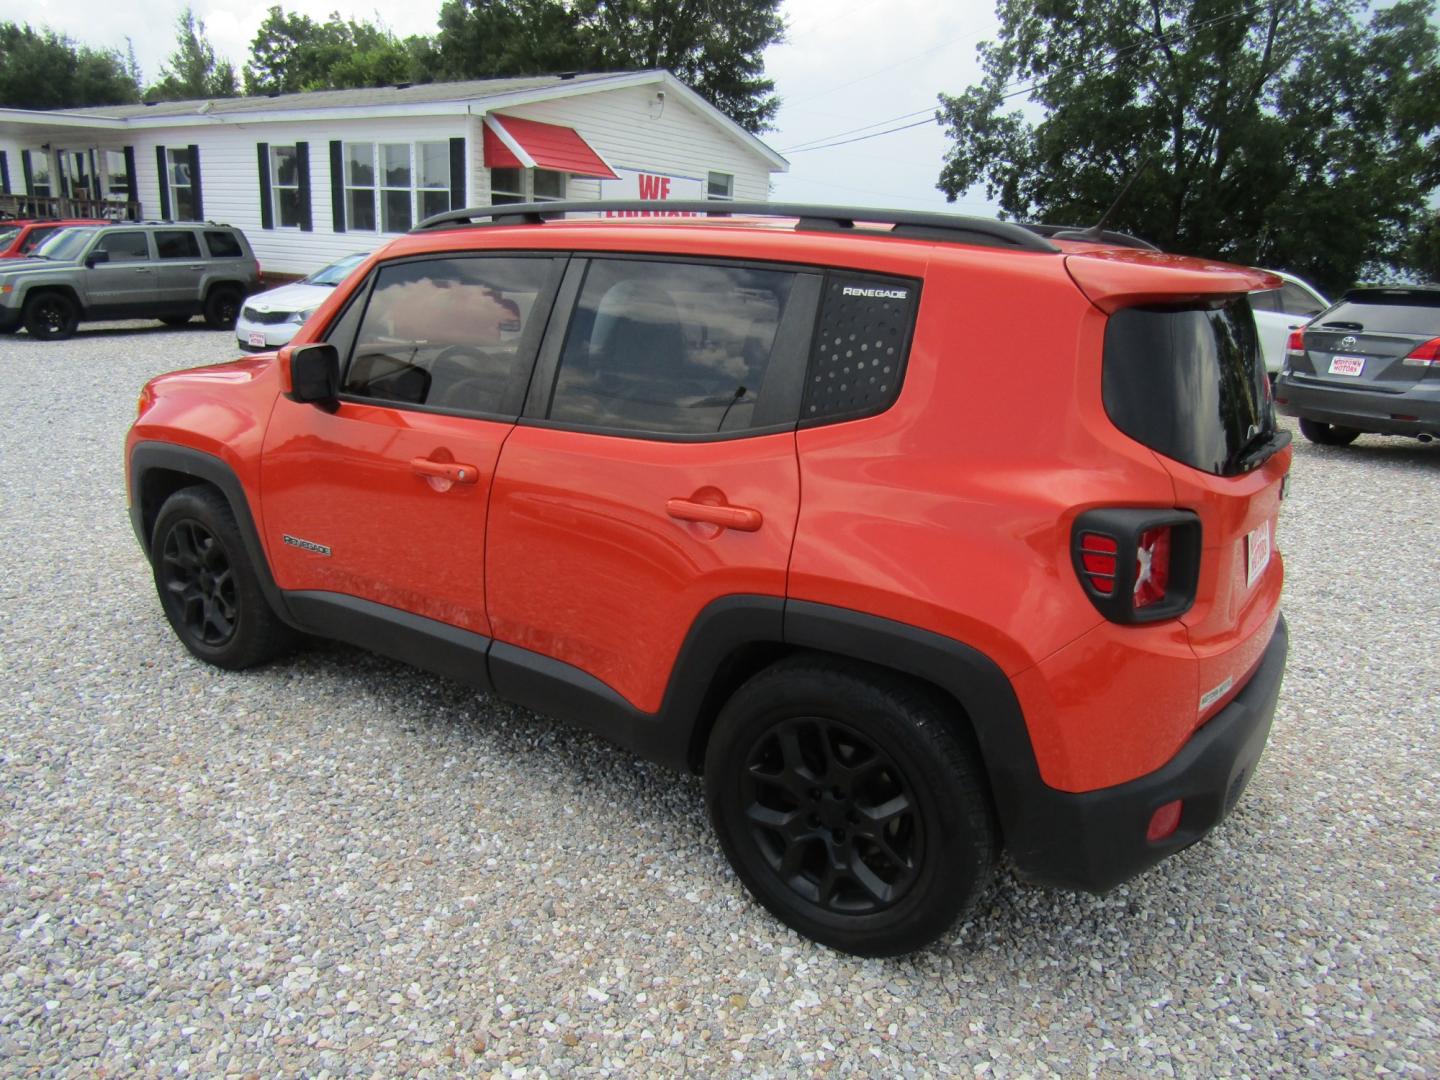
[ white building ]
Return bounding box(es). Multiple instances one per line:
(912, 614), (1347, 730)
(0, 70), (788, 275)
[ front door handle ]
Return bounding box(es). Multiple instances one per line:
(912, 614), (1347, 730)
(666, 497), (763, 532)
(411, 457), (479, 485)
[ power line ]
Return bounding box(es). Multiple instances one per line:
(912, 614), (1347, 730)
(780, 2), (1270, 156)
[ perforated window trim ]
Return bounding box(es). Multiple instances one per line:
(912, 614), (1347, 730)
(800, 272), (919, 426)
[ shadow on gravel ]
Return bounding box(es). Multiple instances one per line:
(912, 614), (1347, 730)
(2, 323), (238, 344)
(1293, 437), (1440, 468)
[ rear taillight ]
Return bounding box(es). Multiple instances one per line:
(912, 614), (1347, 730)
(1133, 527), (1172, 608)
(1285, 329), (1306, 357)
(1402, 336), (1440, 366)
(1072, 509), (1201, 623)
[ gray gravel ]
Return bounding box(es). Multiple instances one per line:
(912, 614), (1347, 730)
(1, 321), (1438, 1077)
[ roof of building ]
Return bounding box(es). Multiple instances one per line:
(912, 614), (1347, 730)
(56, 71), (634, 120)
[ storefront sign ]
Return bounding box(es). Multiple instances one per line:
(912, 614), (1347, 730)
(598, 168), (705, 215)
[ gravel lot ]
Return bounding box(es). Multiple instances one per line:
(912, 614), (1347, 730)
(1, 322), (1437, 1078)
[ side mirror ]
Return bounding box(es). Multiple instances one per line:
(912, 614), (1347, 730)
(84, 250), (110, 268)
(285, 343), (340, 411)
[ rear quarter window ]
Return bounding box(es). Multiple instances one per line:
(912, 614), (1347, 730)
(204, 231), (243, 258)
(1103, 298), (1275, 476)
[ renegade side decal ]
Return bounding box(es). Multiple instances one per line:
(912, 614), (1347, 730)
(282, 534), (332, 557)
(842, 286), (909, 300)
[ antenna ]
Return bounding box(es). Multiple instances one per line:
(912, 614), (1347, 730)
(1053, 156), (1152, 245)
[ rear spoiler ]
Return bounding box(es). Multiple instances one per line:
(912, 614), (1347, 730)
(1065, 250), (1280, 314)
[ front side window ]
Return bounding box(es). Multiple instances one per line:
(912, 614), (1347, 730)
(548, 259), (796, 435)
(343, 256), (560, 415)
(1279, 282), (1325, 317)
(95, 231), (150, 261)
(167, 148), (196, 220)
(156, 230), (202, 259)
(271, 145), (302, 227)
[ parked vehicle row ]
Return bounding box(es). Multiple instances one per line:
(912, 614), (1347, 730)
(127, 200), (1291, 956)
(236, 253), (368, 352)
(0, 221), (259, 340)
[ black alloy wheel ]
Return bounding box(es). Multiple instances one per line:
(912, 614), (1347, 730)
(160, 517), (239, 648)
(1298, 418), (1361, 446)
(23, 292), (79, 340)
(740, 716), (922, 914)
(706, 658), (997, 956)
(204, 287), (242, 329)
(150, 487), (297, 669)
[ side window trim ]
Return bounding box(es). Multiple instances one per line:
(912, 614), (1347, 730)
(520, 255), (822, 442)
(330, 252), (567, 422)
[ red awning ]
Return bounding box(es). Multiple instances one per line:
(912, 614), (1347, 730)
(483, 115), (618, 179)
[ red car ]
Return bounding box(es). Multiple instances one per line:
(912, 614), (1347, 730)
(126, 202), (1290, 955)
(0, 218), (107, 259)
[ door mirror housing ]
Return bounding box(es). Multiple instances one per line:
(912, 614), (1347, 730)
(84, 250), (110, 268)
(284, 343), (340, 411)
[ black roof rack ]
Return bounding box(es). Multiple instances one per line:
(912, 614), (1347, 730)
(413, 200), (1060, 253)
(1021, 222), (1160, 252)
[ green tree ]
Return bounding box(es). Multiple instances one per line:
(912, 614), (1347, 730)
(936, 0), (1440, 293)
(0, 22), (140, 108)
(245, 7), (434, 95)
(148, 7), (239, 101)
(433, 0), (784, 132)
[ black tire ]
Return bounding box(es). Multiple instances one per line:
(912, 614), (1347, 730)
(705, 657), (997, 956)
(160, 314), (193, 327)
(1299, 418), (1361, 446)
(203, 286), (242, 329)
(23, 291), (79, 340)
(151, 486), (297, 670)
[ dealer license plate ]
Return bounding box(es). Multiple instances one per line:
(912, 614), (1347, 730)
(1246, 519), (1272, 589)
(248, 332), (267, 348)
(1328, 355), (1364, 376)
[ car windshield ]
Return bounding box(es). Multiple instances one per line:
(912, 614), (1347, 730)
(304, 254), (367, 287)
(0, 226), (20, 249)
(33, 229), (95, 261)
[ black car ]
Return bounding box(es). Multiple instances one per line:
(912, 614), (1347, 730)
(1275, 286), (1440, 445)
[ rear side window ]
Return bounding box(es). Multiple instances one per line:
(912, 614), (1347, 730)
(343, 256), (560, 417)
(156, 231), (202, 259)
(802, 274), (918, 425)
(1103, 298), (1274, 476)
(1319, 298), (1440, 336)
(1280, 282), (1324, 317)
(204, 230), (243, 258)
(548, 259), (800, 435)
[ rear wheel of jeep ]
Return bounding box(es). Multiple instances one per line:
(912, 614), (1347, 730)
(203, 286), (242, 329)
(1298, 418), (1361, 446)
(151, 487), (296, 670)
(705, 657), (997, 956)
(23, 292), (79, 340)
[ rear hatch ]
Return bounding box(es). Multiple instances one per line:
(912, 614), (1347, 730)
(1291, 288), (1440, 389)
(1067, 250), (1289, 723)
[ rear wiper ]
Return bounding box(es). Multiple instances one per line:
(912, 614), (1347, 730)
(1232, 427), (1292, 473)
(1318, 320), (1363, 330)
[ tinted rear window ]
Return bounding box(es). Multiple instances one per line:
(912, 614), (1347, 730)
(205, 230), (243, 258)
(1318, 299), (1440, 336)
(1103, 298), (1275, 476)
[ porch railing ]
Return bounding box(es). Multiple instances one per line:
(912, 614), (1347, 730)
(0, 194), (142, 222)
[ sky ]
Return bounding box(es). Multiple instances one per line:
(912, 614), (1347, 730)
(16, 0), (1003, 214)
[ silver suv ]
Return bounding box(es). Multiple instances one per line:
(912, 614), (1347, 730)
(0, 222), (260, 340)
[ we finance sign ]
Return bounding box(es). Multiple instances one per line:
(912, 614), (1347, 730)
(599, 169), (705, 216)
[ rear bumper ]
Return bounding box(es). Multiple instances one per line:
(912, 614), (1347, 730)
(1275, 374), (1440, 435)
(1006, 614), (1287, 892)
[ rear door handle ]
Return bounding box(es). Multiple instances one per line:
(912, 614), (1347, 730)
(411, 457), (479, 485)
(666, 498), (763, 532)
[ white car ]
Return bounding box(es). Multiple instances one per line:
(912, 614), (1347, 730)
(1251, 270), (1328, 374)
(236, 253), (368, 351)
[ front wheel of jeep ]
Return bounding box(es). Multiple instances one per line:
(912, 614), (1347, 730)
(23, 291), (79, 340)
(704, 657), (997, 957)
(151, 487), (297, 670)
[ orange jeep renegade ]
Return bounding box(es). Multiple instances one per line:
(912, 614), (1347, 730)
(126, 202), (1290, 956)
